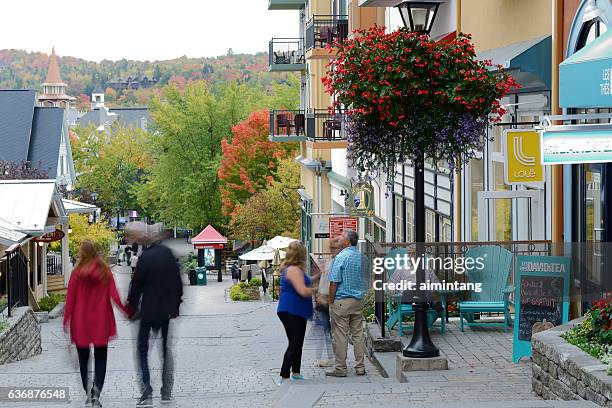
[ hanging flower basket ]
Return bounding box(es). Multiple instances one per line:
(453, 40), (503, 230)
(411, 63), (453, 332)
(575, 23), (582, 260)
(322, 27), (518, 184)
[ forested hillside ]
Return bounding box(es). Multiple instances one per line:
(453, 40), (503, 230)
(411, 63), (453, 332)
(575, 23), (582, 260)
(0, 49), (291, 108)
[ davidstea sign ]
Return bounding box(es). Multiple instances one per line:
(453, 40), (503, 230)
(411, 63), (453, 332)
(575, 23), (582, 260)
(512, 255), (570, 363)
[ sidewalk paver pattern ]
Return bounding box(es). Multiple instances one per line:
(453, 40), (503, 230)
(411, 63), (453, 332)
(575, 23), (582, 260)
(0, 242), (536, 407)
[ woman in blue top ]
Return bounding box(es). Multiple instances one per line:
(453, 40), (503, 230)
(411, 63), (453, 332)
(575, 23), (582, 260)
(277, 241), (314, 384)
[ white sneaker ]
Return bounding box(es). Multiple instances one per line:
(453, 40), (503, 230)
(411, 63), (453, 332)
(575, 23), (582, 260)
(317, 359), (334, 367)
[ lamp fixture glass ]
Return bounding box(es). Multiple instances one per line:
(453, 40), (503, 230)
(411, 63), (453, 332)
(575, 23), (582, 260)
(395, 1), (442, 34)
(583, 0), (604, 23)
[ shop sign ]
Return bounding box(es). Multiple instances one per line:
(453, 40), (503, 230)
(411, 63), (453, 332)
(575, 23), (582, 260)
(329, 217), (358, 240)
(503, 129), (544, 185)
(542, 126), (612, 164)
(348, 182), (374, 216)
(512, 255), (570, 363)
(32, 229), (65, 243)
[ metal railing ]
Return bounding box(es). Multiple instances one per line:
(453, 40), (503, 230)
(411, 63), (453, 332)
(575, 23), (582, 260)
(305, 15), (349, 50)
(269, 38), (305, 67)
(269, 109), (306, 140)
(306, 109), (348, 142)
(363, 240), (554, 338)
(46, 252), (62, 275)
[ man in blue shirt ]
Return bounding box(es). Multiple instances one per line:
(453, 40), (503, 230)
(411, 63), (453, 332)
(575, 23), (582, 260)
(326, 229), (369, 377)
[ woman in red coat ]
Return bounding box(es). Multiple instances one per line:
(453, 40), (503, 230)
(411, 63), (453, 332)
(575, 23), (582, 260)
(63, 240), (128, 407)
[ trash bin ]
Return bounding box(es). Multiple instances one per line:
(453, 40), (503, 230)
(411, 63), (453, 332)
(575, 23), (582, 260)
(217, 269), (222, 283)
(195, 267), (207, 286)
(189, 269), (197, 286)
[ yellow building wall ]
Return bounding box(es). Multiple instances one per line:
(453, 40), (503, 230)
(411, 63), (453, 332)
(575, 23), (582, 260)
(460, 0), (552, 52)
(309, 0), (332, 18)
(349, 0), (385, 32)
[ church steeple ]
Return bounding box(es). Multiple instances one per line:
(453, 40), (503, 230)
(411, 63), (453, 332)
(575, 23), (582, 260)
(38, 47), (76, 108)
(44, 47), (63, 84)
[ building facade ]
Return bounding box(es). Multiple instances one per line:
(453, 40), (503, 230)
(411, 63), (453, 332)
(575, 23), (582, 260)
(37, 48), (77, 109)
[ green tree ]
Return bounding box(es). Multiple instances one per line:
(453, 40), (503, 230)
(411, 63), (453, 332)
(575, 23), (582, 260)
(75, 124), (151, 216)
(229, 158), (300, 243)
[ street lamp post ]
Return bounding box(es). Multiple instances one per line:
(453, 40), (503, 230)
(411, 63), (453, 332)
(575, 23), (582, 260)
(91, 192), (98, 223)
(395, 0), (443, 359)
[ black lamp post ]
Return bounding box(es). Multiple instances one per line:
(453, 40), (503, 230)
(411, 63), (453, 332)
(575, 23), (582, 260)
(91, 192), (98, 223)
(395, 0), (443, 359)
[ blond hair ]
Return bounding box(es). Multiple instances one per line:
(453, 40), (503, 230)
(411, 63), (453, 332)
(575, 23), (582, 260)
(281, 241), (306, 271)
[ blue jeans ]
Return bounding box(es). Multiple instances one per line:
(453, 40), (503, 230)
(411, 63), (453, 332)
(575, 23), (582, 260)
(138, 319), (173, 394)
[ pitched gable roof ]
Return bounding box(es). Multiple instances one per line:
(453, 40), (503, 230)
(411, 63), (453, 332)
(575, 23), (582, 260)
(44, 47), (63, 84)
(0, 90), (37, 162)
(27, 107), (65, 178)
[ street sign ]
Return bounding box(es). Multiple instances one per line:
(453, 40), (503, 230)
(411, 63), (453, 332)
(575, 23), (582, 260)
(329, 217), (358, 240)
(315, 233), (330, 239)
(542, 125), (612, 164)
(503, 129), (544, 185)
(32, 229), (65, 243)
(349, 182), (374, 216)
(512, 255), (570, 363)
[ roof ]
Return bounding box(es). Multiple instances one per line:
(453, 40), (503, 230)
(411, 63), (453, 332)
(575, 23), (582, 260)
(93, 86), (104, 94)
(78, 108), (117, 129)
(109, 107), (150, 129)
(0, 219), (27, 246)
(62, 198), (98, 214)
(27, 107), (65, 178)
(0, 179), (63, 235)
(44, 47), (63, 84)
(0, 90), (37, 162)
(192, 225), (228, 245)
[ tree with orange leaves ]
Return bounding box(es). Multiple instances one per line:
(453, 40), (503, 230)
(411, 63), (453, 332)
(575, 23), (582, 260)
(218, 110), (297, 217)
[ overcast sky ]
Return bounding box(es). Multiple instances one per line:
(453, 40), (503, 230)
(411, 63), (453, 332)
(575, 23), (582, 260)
(1, 0), (300, 61)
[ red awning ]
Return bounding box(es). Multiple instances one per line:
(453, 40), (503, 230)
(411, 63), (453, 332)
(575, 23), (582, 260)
(192, 225), (227, 249)
(434, 31), (456, 44)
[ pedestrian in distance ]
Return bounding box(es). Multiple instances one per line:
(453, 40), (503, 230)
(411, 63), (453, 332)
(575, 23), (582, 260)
(130, 253), (138, 279)
(276, 241), (314, 385)
(63, 240), (129, 407)
(127, 232), (183, 407)
(326, 229), (369, 377)
(231, 261), (240, 285)
(124, 245), (132, 264)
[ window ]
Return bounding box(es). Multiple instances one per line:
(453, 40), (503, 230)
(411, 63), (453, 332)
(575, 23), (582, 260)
(440, 217), (452, 242)
(405, 200), (414, 243)
(470, 157), (484, 240)
(577, 19), (607, 51)
(425, 210), (435, 242)
(394, 195), (404, 243)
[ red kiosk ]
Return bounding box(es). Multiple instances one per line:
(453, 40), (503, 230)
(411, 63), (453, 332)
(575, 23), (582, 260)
(192, 225), (228, 282)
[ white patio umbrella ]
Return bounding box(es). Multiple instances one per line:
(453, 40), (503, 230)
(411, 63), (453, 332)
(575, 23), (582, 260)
(239, 244), (286, 261)
(266, 235), (298, 250)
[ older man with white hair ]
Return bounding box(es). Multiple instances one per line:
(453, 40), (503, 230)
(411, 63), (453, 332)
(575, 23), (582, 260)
(326, 229), (369, 377)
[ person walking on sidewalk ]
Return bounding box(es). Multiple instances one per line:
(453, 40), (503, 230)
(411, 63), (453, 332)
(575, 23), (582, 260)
(276, 241), (314, 385)
(63, 240), (129, 407)
(127, 235), (183, 407)
(326, 229), (369, 377)
(130, 252), (138, 278)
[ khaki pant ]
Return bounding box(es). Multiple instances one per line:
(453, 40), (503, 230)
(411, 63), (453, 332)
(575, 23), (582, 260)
(330, 298), (365, 374)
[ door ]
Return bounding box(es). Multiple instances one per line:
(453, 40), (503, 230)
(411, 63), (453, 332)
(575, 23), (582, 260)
(477, 190), (544, 241)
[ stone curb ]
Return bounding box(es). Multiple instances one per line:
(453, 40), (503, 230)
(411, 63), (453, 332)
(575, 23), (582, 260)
(48, 301), (65, 319)
(532, 317), (611, 405)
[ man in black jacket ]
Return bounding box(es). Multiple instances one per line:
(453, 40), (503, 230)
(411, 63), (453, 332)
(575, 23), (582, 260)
(127, 240), (183, 407)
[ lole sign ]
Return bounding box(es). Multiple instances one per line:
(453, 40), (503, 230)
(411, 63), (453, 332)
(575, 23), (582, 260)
(503, 129), (544, 185)
(329, 217), (358, 240)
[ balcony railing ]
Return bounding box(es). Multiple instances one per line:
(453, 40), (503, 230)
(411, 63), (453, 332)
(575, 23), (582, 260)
(306, 109), (348, 142)
(269, 110), (306, 142)
(269, 38), (305, 72)
(305, 15), (349, 51)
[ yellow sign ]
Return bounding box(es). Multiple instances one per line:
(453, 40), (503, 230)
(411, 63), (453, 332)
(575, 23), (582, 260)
(503, 129), (544, 185)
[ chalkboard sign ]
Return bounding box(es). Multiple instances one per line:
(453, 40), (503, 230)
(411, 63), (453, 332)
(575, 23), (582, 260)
(517, 276), (564, 341)
(512, 255), (570, 363)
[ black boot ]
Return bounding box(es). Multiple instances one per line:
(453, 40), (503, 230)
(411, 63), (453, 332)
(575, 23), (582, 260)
(91, 384), (102, 407)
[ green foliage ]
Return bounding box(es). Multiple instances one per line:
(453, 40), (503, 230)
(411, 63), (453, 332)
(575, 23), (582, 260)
(73, 124), (151, 216)
(229, 282), (261, 301)
(0, 49), (300, 108)
(362, 288), (376, 322)
(0, 320), (8, 333)
(38, 294), (66, 312)
(52, 214), (115, 257)
(562, 301), (612, 375)
(248, 278), (262, 287)
(229, 158), (301, 242)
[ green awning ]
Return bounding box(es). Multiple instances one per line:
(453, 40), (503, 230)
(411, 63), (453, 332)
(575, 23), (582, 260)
(478, 36), (551, 92)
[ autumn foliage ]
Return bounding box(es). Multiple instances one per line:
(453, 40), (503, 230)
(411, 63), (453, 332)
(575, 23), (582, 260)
(218, 110), (297, 216)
